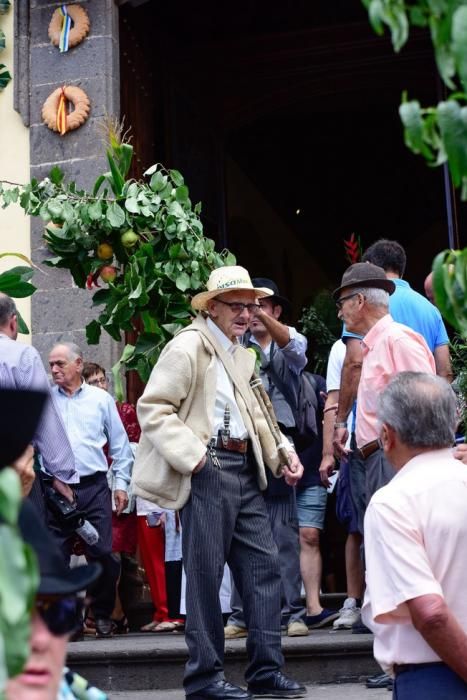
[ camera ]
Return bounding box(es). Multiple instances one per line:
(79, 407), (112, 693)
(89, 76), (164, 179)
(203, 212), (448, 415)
(44, 486), (99, 546)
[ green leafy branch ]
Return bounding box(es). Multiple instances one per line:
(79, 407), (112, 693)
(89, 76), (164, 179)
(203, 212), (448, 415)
(432, 248), (467, 335)
(0, 254), (37, 335)
(0, 127), (235, 394)
(0, 0), (11, 92)
(363, 0), (467, 198)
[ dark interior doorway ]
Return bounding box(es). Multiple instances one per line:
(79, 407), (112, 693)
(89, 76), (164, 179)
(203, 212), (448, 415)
(120, 1), (462, 323)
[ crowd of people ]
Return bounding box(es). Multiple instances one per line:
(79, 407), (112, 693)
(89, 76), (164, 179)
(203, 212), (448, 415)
(1, 236), (467, 700)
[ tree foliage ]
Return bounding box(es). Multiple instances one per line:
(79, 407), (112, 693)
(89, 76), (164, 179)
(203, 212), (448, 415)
(0, 129), (234, 395)
(363, 0), (467, 198)
(363, 1), (467, 334)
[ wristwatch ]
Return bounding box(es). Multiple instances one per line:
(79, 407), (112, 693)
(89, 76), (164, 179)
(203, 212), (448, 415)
(334, 421), (348, 429)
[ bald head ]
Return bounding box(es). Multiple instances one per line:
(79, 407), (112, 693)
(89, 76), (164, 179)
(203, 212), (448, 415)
(424, 272), (434, 303)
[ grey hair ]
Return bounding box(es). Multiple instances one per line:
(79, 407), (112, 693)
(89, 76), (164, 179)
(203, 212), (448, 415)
(0, 293), (17, 327)
(352, 286), (389, 308)
(378, 372), (457, 448)
(52, 341), (83, 361)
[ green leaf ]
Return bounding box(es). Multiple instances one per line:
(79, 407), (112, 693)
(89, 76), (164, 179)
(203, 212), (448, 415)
(399, 100), (434, 160)
(0, 272), (36, 298)
(111, 344), (136, 402)
(49, 165), (64, 186)
(47, 199), (63, 219)
(15, 309), (29, 335)
(144, 163), (158, 176)
(437, 100), (467, 187)
(125, 197), (140, 214)
(0, 63), (11, 90)
(0, 469), (21, 525)
(85, 319), (102, 344)
(169, 169), (185, 186)
(91, 288), (113, 307)
(150, 171), (167, 193)
(106, 201), (126, 228)
(175, 272), (191, 291)
(0, 28), (5, 50)
(175, 185), (189, 202)
(88, 200), (103, 221)
(106, 151), (125, 197)
(452, 6), (467, 94)
(92, 174), (106, 197)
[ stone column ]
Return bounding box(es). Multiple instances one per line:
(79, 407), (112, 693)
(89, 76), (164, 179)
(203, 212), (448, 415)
(20, 0), (122, 371)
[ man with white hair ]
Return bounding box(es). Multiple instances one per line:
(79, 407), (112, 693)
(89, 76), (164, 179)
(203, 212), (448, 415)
(328, 262), (436, 505)
(49, 341), (133, 638)
(133, 266), (306, 700)
(363, 372), (467, 699)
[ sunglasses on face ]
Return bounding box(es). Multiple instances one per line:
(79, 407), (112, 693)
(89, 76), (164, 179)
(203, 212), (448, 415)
(216, 299), (261, 314)
(35, 597), (83, 636)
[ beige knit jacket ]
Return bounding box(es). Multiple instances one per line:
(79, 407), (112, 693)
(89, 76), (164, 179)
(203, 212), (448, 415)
(132, 314), (287, 509)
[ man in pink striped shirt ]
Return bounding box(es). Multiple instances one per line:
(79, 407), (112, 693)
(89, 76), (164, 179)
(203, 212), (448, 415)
(332, 262), (436, 504)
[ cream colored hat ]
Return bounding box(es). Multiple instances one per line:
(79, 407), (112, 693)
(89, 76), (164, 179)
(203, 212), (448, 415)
(191, 265), (273, 311)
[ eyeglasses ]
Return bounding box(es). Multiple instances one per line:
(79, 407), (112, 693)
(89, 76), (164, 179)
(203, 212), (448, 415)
(216, 300), (261, 314)
(35, 597), (84, 636)
(336, 292), (360, 310)
(86, 376), (107, 387)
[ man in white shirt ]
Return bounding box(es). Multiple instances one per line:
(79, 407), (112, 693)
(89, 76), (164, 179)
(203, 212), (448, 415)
(363, 372), (467, 699)
(133, 266), (305, 700)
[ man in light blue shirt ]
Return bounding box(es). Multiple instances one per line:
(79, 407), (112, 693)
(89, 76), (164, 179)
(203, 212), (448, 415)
(49, 341), (133, 637)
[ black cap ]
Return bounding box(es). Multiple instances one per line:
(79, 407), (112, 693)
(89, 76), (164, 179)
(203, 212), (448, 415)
(251, 278), (291, 316)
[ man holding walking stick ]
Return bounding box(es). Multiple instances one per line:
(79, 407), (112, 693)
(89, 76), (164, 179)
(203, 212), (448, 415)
(132, 265), (305, 700)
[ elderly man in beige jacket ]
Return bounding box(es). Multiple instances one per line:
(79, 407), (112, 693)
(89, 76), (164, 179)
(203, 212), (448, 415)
(133, 266), (305, 700)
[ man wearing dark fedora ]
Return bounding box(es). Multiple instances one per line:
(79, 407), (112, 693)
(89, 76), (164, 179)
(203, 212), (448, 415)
(325, 262), (436, 508)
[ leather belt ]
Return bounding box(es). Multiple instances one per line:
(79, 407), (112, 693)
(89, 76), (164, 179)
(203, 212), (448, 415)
(210, 437), (249, 454)
(394, 662), (443, 676)
(357, 439), (382, 460)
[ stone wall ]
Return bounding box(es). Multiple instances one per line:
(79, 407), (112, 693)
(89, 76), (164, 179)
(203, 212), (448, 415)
(18, 0), (123, 372)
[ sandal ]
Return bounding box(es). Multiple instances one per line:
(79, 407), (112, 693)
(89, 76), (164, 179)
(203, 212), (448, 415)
(111, 616), (129, 634)
(152, 621), (177, 632)
(140, 620), (159, 632)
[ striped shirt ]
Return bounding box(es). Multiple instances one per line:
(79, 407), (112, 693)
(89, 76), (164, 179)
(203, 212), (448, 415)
(0, 334), (78, 483)
(52, 381), (132, 492)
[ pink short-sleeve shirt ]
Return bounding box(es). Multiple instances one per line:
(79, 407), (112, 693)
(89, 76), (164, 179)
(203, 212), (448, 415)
(356, 315), (436, 447)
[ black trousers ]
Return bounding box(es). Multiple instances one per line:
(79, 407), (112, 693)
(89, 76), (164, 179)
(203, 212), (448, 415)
(180, 448), (283, 694)
(50, 471), (120, 619)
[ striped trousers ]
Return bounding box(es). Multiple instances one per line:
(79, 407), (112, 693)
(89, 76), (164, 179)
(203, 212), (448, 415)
(180, 448), (283, 694)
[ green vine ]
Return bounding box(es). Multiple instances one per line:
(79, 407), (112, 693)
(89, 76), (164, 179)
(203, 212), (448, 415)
(0, 0), (11, 92)
(363, 0), (467, 199)
(0, 125), (235, 396)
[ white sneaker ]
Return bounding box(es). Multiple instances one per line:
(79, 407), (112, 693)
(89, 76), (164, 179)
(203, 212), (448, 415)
(333, 598), (361, 629)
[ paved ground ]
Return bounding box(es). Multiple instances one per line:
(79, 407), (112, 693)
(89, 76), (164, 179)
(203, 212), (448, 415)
(109, 685), (390, 699)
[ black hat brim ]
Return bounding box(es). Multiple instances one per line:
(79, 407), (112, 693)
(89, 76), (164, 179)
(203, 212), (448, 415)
(38, 563), (102, 596)
(332, 278), (395, 300)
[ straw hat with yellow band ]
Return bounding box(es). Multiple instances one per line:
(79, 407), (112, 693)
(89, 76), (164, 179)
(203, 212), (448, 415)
(191, 266), (273, 311)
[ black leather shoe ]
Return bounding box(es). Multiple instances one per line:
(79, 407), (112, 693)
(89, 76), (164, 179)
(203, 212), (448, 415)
(187, 680), (252, 700)
(248, 671), (306, 698)
(366, 672), (393, 689)
(95, 617), (114, 638)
